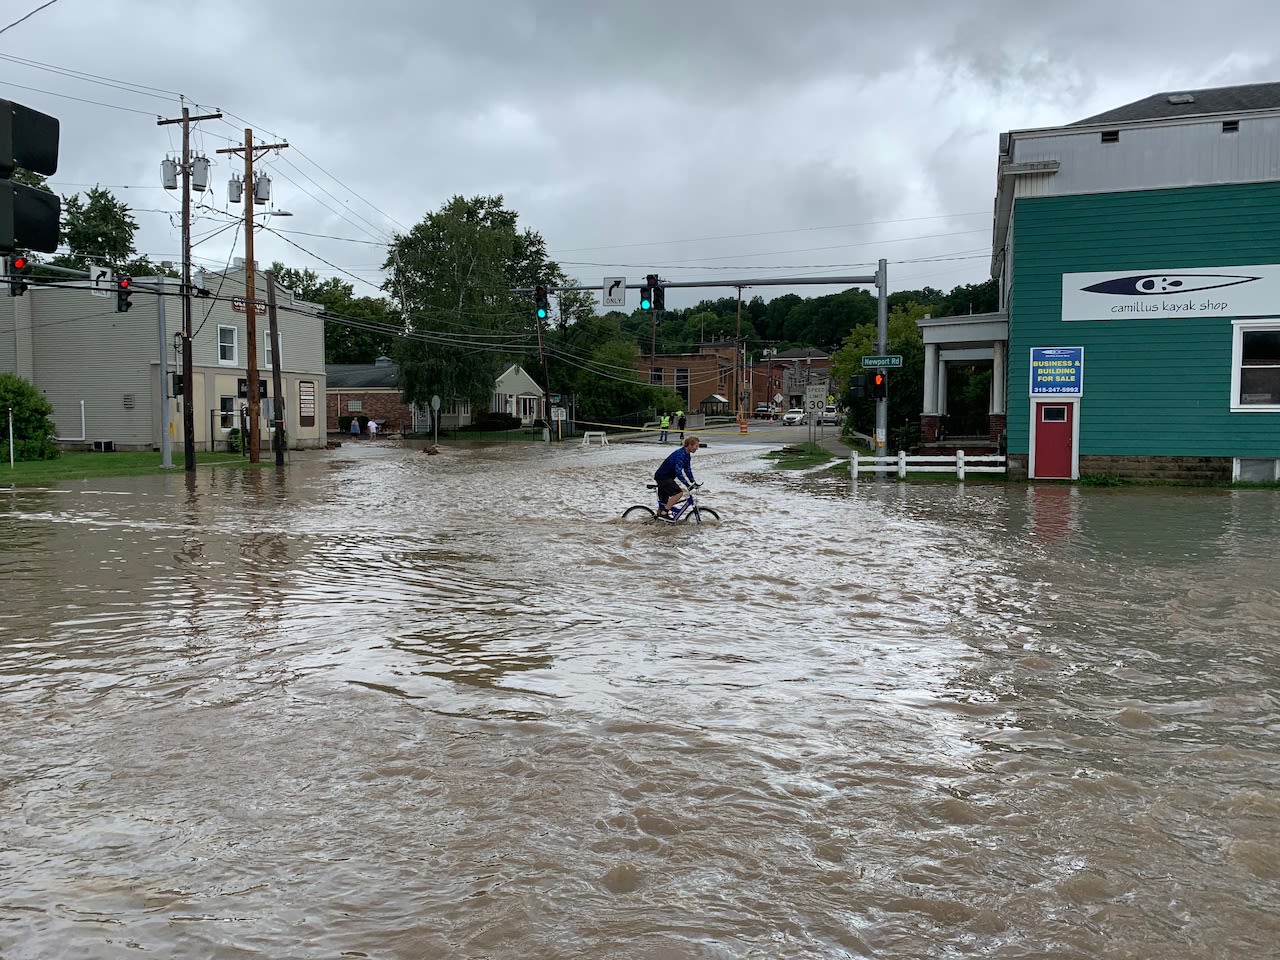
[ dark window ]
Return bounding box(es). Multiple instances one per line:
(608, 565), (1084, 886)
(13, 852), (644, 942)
(1101, 130), (1120, 144)
(1222, 120), (1240, 133)
(1240, 329), (1280, 405)
(1042, 406), (1067, 423)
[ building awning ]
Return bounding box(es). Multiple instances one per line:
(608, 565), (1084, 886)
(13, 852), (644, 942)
(703, 394), (729, 403)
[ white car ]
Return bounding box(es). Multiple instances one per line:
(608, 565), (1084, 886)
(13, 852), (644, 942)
(782, 408), (807, 425)
(818, 405), (840, 425)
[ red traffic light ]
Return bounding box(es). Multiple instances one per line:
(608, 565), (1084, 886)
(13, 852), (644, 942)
(872, 369), (888, 398)
(12, 256), (28, 271)
(117, 276), (131, 290)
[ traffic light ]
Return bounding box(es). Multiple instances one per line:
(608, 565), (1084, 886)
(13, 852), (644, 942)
(645, 273), (663, 311)
(533, 284), (549, 320)
(116, 275), (132, 312)
(1, 99), (61, 253)
(849, 373), (868, 399)
(7, 254), (30, 296)
(872, 370), (888, 399)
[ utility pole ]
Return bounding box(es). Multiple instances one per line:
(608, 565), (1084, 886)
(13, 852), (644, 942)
(217, 129), (288, 463)
(735, 285), (745, 421)
(264, 270), (286, 466)
(158, 106), (222, 472)
(876, 257), (889, 457)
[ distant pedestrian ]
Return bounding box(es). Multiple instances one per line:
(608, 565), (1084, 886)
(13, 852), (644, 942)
(677, 412), (687, 440)
(367, 419), (379, 440)
(659, 413), (670, 442)
(350, 416), (361, 438)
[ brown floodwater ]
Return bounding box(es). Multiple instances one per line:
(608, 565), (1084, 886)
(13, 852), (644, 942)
(1, 437), (1277, 958)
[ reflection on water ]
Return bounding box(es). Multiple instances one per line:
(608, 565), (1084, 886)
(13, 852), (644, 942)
(1, 442), (1277, 958)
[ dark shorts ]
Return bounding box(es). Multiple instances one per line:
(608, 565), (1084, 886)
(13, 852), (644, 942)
(656, 477), (683, 502)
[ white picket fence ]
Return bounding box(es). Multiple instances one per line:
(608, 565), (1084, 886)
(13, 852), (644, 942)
(851, 449), (1006, 480)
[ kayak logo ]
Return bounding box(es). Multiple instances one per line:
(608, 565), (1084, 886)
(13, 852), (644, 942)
(1080, 273), (1260, 296)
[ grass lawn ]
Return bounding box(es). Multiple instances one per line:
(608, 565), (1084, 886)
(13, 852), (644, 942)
(1, 451), (258, 486)
(763, 443), (840, 470)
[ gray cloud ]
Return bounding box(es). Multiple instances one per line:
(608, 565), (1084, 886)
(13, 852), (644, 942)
(6, 0), (1280, 308)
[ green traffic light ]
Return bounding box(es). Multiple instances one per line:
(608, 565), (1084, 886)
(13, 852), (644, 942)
(640, 297), (651, 310)
(537, 307), (548, 319)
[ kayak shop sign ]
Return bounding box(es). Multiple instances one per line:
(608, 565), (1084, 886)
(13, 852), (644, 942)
(1061, 265), (1280, 321)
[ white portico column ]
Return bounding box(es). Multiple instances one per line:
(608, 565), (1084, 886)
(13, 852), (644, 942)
(922, 342), (940, 415)
(991, 340), (1007, 414)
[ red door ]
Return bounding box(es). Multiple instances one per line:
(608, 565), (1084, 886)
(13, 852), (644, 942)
(1033, 402), (1074, 479)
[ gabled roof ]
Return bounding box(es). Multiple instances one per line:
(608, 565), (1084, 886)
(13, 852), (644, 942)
(1072, 81), (1280, 126)
(326, 357), (399, 389)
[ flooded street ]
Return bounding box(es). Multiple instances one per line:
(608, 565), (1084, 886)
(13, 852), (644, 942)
(2, 437), (1278, 959)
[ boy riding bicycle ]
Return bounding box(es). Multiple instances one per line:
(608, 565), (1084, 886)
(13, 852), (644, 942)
(653, 435), (700, 520)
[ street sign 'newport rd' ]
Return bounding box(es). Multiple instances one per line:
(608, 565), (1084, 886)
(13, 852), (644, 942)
(861, 355), (903, 368)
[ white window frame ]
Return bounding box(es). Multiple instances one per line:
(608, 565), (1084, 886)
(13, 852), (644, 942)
(264, 331), (280, 370)
(218, 325), (238, 365)
(219, 396), (237, 430)
(1230, 319), (1280, 412)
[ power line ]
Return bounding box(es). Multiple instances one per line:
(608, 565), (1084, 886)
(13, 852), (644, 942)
(0, 0), (60, 36)
(0, 80), (161, 116)
(259, 225), (384, 294)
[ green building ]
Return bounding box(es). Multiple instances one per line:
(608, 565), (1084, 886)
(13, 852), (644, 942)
(920, 82), (1280, 482)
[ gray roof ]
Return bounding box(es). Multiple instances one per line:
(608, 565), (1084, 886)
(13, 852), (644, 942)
(1073, 81), (1280, 126)
(326, 357), (399, 389)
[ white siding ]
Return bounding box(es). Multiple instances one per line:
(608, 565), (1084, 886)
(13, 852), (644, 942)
(1011, 115), (1280, 199)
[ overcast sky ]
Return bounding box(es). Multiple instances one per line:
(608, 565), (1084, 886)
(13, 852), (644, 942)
(5, 0), (1280, 311)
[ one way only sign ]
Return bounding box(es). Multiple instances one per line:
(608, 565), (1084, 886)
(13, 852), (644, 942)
(603, 276), (625, 307)
(87, 261), (111, 298)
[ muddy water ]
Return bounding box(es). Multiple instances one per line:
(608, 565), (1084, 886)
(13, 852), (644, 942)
(1, 439), (1277, 958)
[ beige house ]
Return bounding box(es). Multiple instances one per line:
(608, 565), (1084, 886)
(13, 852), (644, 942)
(0, 263), (328, 452)
(491, 363), (545, 425)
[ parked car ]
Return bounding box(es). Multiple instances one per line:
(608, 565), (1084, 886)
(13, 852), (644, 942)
(818, 405), (840, 425)
(782, 408), (807, 425)
(754, 403), (778, 419)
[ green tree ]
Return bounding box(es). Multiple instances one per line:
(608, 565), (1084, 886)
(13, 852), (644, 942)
(572, 339), (671, 422)
(55, 186), (138, 269)
(830, 301), (928, 441)
(939, 279), (999, 317)
(12, 168), (49, 191)
(270, 262), (396, 363)
(784, 288), (878, 350)
(384, 195), (556, 408)
(0, 373), (59, 461)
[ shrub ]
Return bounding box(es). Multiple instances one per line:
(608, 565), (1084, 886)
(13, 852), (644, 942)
(0, 373), (59, 461)
(473, 412), (522, 431)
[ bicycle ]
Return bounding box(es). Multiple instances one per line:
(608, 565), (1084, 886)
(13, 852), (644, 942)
(621, 483), (721, 524)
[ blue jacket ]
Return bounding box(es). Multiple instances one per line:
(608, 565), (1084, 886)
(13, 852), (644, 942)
(655, 446), (695, 486)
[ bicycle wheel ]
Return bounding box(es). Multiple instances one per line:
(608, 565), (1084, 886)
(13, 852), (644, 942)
(688, 506), (721, 523)
(621, 505), (656, 522)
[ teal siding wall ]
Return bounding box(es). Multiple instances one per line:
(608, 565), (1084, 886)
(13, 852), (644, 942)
(1009, 182), (1280, 457)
